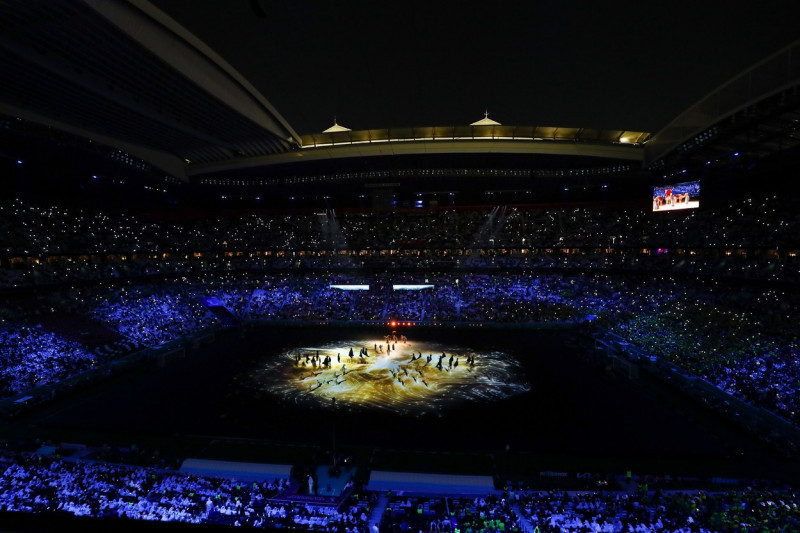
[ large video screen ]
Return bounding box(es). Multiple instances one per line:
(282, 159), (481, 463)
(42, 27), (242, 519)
(653, 180), (700, 212)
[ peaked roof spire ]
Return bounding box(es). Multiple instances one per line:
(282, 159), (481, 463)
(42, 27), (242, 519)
(322, 117), (352, 133)
(470, 110), (501, 126)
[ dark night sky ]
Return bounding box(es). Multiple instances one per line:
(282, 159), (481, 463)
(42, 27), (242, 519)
(150, 1), (799, 135)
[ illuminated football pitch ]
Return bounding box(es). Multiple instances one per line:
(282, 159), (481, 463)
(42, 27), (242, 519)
(244, 336), (531, 415)
(28, 326), (747, 464)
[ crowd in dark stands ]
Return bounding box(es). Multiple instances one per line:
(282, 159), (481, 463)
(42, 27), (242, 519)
(1, 193), (800, 529)
(0, 450), (369, 531)
(1, 268), (800, 424)
(516, 488), (800, 533)
(384, 493), (522, 533)
(87, 285), (219, 346)
(0, 323), (98, 397)
(1, 442), (799, 532)
(1, 195), (799, 287)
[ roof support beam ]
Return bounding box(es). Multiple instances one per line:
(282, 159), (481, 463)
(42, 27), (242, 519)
(0, 101), (188, 180)
(85, 0), (301, 147)
(0, 35), (239, 154)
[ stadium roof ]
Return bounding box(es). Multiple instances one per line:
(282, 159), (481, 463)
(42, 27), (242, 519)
(322, 120), (352, 133)
(470, 113), (501, 127)
(188, 125), (649, 176)
(1, 1), (799, 181)
(644, 40), (800, 169)
(0, 0), (300, 177)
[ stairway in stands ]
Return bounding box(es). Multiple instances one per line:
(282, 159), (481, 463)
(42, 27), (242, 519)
(368, 492), (390, 532)
(510, 500), (535, 533)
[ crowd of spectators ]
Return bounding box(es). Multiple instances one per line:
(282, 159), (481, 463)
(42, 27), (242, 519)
(443, 493), (521, 533)
(1, 445), (799, 532)
(0, 451), (369, 531)
(0, 194), (799, 455)
(0, 323), (98, 397)
(606, 283), (800, 425)
(3, 249), (798, 290)
(2, 194), (799, 287)
(87, 285), (219, 346)
(516, 489), (800, 533)
(1, 270), (800, 427)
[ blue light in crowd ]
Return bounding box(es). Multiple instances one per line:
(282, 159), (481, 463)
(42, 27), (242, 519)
(201, 297), (224, 307)
(92, 175), (98, 179)
(733, 152), (740, 157)
(16, 160), (23, 164)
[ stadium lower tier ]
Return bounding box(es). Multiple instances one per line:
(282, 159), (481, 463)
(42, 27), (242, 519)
(1, 318), (799, 531)
(1, 271), (799, 431)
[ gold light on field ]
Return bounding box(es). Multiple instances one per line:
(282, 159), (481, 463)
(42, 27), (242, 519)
(245, 337), (530, 415)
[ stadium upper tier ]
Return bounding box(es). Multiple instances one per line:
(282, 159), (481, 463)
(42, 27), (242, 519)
(1, 194), (799, 287)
